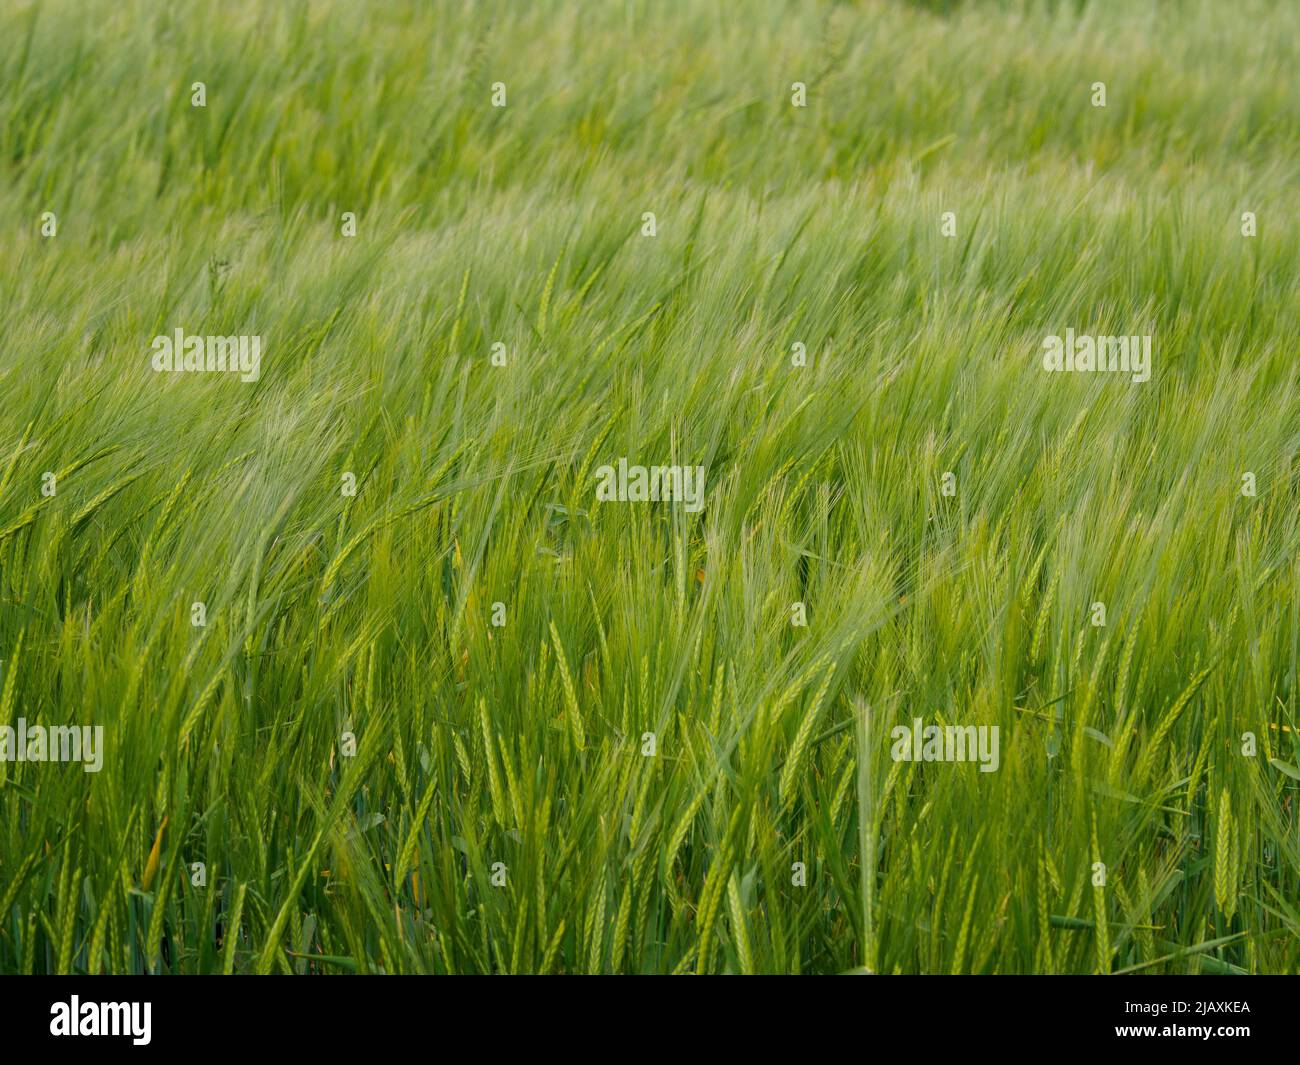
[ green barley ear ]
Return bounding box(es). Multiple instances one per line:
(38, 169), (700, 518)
(726, 871), (755, 975)
(1035, 848), (1053, 973)
(539, 920), (566, 974)
(1133, 664), (1215, 784)
(950, 874), (980, 975)
(1029, 568), (1059, 662)
(1214, 788), (1238, 920)
(777, 659), (834, 807)
(86, 891), (112, 975)
(694, 807), (741, 974)
(477, 697), (509, 827)
(583, 869), (607, 972)
(549, 621), (586, 751)
(1090, 815), (1110, 974)
(222, 883), (247, 975)
(609, 881), (632, 973)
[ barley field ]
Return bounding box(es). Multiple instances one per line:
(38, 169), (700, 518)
(0, 0), (1297, 975)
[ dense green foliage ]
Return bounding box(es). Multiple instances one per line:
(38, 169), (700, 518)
(0, 0), (1297, 973)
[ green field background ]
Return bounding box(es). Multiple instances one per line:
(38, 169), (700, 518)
(0, 0), (1297, 973)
